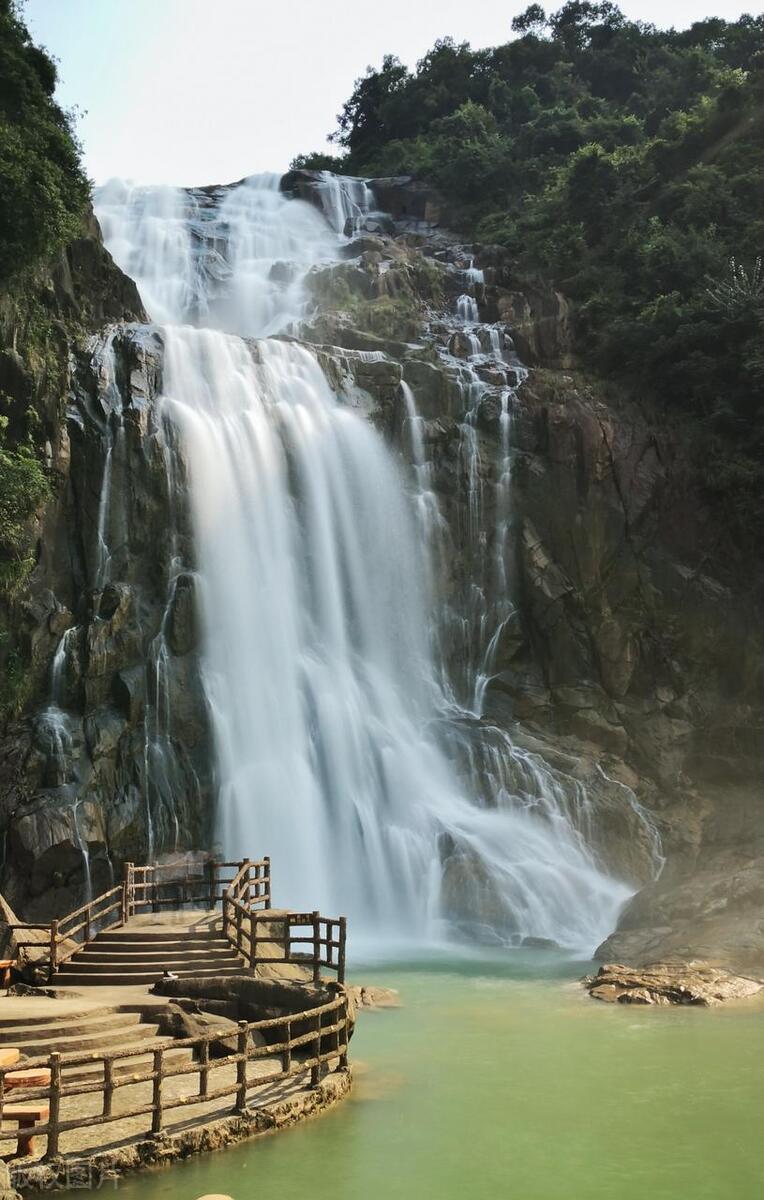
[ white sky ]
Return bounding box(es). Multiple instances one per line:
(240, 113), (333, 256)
(24, 0), (758, 187)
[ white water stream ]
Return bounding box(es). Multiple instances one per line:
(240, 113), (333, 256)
(95, 173), (640, 951)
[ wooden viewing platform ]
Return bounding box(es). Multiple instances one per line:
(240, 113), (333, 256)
(0, 856), (352, 1185)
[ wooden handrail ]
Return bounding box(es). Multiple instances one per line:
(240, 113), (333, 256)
(7, 852), (341, 985)
(56, 885), (123, 933)
(0, 992), (352, 1159)
(221, 897), (347, 983)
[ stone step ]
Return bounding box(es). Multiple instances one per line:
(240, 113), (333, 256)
(96, 929), (221, 943)
(0, 1010), (144, 1045)
(0, 1006), (120, 1029)
(9, 1022), (161, 1057)
(59, 957), (241, 976)
(76, 945), (237, 962)
(90, 936), (225, 955)
(57, 967), (246, 987)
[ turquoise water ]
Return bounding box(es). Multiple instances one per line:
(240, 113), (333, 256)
(112, 954), (764, 1200)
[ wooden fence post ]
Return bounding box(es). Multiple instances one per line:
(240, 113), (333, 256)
(282, 1018), (292, 1075)
(249, 914), (257, 973)
(103, 1058), (114, 1117)
(198, 1038), (210, 1099)
(264, 855), (271, 907)
(45, 1052), (61, 1159)
(124, 862), (134, 920)
(310, 1014), (321, 1088)
(338, 916), (347, 983)
(151, 1048), (163, 1135)
(339, 997), (349, 1069)
(48, 920), (58, 983)
(235, 1021), (248, 1112)
(208, 860), (217, 910)
(312, 911), (321, 984)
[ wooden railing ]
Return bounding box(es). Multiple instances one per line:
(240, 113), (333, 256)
(0, 992), (351, 1160)
(8, 884), (126, 981)
(125, 857), (271, 917)
(6, 856), (274, 981)
(222, 863), (346, 983)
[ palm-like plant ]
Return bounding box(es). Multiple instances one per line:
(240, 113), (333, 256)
(705, 256), (763, 315)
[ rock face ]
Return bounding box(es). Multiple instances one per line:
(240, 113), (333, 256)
(584, 961), (763, 1006)
(1, 176), (763, 972)
(0, 230), (213, 918)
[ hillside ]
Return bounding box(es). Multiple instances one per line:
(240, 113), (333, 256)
(296, 3), (764, 549)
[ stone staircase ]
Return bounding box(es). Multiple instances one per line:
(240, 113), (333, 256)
(0, 1004), (196, 1088)
(55, 919), (245, 987)
(0, 1007), (160, 1056)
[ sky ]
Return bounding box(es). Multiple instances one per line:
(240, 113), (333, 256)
(24, 0), (759, 188)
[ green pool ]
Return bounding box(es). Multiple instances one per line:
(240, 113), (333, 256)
(111, 952), (764, 1200)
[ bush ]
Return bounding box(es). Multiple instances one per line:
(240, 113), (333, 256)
(0, 416), (49, 595)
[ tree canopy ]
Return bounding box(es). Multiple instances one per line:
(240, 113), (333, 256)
(0, 0), (90, 283)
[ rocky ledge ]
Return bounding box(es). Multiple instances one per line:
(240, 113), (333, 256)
(583, 961), (764, 1006)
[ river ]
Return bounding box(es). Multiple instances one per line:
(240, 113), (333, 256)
(111, 953), (764, 1200)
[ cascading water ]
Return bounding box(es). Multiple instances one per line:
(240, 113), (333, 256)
(313, 171), (375, 236)
(36, 625), (94, 902)
(95, 172), (644, 952)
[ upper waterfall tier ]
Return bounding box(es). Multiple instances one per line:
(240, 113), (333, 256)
(94, 173), (371, 337)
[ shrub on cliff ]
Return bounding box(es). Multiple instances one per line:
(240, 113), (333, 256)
(0, 0), (90, 283)
(0, 415), (48, 595)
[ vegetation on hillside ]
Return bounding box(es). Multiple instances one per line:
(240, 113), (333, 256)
(0, 0), (89, 712)
(296, 3), (764, 539)
(0, 0), (89, 283)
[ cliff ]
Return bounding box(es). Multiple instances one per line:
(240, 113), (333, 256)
(1, 175), (762, 971)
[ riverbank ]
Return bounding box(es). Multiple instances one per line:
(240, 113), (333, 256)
(11, 1068), (350, 1195)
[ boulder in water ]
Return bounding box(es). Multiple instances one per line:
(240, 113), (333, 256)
(347, 985), (401, 1009)
(584, 961), (764, 1006)
(521, 936), (561, 950)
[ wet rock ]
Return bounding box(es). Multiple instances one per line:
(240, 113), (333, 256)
(341, 234), (388, 258)
(347, 985), (401, 1009)
(167, 572), (197, 656)
(448, 330), (478, 359)
(84, 707), (126, 760)
(112, 666), (145, 724)
(48, 605), (73, 638)
(477, 394), (502, 431)
(491, 286), (575, 368)
(268, 260), (297, 284)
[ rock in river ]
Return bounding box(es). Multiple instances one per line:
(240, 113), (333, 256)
(583, 961), (764, 1006)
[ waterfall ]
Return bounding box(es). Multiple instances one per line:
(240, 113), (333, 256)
(95, 172), (641, 952)
(457, 294), (480, 323)
(314, 171), (375, 236)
